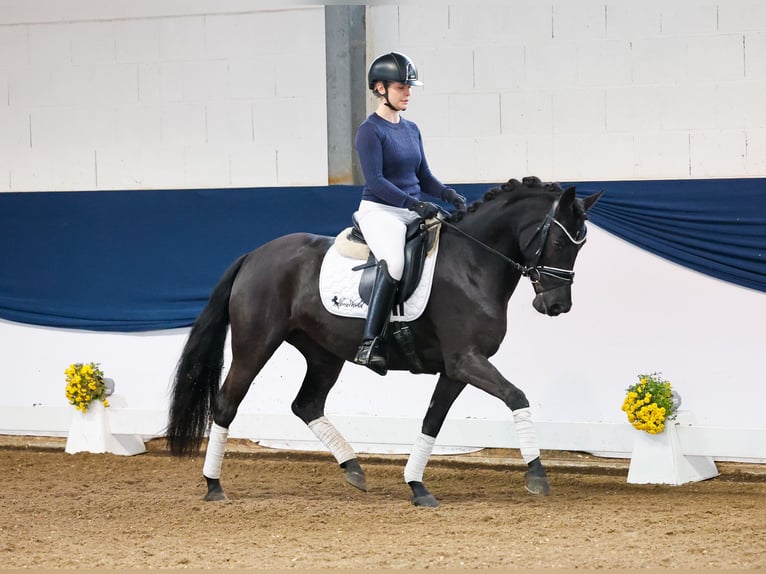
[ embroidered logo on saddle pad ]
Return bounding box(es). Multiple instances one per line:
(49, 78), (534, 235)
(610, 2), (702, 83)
(319, 227), (441, 322)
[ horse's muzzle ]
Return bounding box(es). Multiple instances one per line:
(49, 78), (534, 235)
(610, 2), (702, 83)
(532, 286), (572, 316)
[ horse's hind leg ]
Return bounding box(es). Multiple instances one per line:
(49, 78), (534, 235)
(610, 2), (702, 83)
(203, 339), (283, 502)
(289, 336), (366, 491)
(405, 374), (467, 507)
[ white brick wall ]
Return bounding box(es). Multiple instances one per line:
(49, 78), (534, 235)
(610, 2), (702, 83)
(1, 1), (765, 191)
(371, 1), (766, 183)
(0, 5), (326, 191)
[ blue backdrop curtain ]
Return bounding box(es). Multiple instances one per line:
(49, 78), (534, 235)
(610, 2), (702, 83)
(1, 178), (763, 332)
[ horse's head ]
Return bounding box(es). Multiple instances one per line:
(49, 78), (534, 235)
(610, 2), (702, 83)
(517, 180), (603, 316)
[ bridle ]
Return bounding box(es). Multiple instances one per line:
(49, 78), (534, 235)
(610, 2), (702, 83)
(434, 195), (587, 287)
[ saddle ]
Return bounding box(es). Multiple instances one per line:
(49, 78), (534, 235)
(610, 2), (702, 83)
(337, 215), (441, 306)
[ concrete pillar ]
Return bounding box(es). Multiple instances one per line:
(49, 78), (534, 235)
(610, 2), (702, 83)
(325, 5), (366, 185)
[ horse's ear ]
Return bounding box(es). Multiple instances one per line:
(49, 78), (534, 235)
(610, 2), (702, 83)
(559, 185), (577, 208)
(582, 190), (604, 212)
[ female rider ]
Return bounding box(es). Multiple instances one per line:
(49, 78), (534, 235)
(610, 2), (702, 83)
(353, 52), (467, 375)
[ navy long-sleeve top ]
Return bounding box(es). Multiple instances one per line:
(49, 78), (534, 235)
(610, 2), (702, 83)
(355, 113), (447, 208)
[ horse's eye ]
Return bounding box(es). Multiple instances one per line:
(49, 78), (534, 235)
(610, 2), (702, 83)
(553, 239), (564, 249)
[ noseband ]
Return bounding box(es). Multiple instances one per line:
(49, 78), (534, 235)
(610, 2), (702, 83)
(437, 195), (586, 288)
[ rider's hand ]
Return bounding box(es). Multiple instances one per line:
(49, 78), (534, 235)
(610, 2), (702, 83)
(411, 201), (441, 220)
(442, 187), (467, 213)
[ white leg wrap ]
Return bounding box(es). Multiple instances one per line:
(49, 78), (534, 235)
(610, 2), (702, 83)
(307, 416), (356, 465)
(202, 423), (228, 480)
(512, 407), (541, 464)
(404, 433), (436, 484)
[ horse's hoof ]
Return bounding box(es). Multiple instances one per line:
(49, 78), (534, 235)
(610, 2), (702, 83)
(203, 489), (229, 502)
(412, 494), (439, 507)
(341, 459), (367, 492)
(524, 472), (551, 496)
(203, 476), (228, 501)
(408, 480), (439, 507)
(524, 457), (551, 496)
(345, 470), (368, 492)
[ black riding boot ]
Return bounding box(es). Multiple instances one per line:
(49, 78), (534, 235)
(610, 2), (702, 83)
(354, 261), (398, 376)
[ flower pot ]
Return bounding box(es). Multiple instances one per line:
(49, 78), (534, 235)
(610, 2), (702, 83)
(65, 399), (145, 456)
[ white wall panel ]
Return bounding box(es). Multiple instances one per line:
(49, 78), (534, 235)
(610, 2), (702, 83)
(631, 37), (688, 84)
(183, 144), (232, 187)
(0, 24), (27, 65)
(206, 101), (252, 144)
(397, 5), (449, 47)
(745, 128), (766, 172)
(0, 5), (327, 191)
(685, 34), (744, 82)
(9, 146), (96, 190)
(633, 132), (691, 178)
(230, 144), (277, 187)
(474, 45), (525, 91)
(718, 0), (766, 32)
(689, 131), (747, 177)
(474, 135), (529, 182)
(28, 24), (71, 65)
(745, 31), (766, 79)
(577, 40), (632, 86)
(526, 134), (555, 177)
(228, 57), (278, 99)
(160, 102), (206, 144)
(605, 2), (661, 38)
(115, 104), (162, 145)
(552, 133), (635, 180)
(275, 138), (328, 187)
(448, 93), (501, 137)
(524, 40), (579, 88)
(418, 46), (474, 93)
(70, 21), (116, 64)
(115, 20), (161, 63)
(158, 17), (206, 61)
(553, 1), (606, 39)
(407, 92), (450, 138)
(659, 3), (718, 35)
(606, 86), (662, 133)
(31, 106), (117, 147)
(552, 88), (605, 134)
(660, 84), (717, 131)
(501, 91), (554, 136)
(0, 108), (28, 148)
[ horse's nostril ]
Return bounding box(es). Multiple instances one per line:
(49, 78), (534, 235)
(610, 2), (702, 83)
(548, 303), (568, 316)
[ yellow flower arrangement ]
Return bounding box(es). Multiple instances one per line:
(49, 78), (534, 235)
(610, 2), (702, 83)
(621, 372), (677, 434)
(65, 362), (110, 413)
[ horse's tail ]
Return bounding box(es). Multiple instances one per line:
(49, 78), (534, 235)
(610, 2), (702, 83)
(166, 253), (249, 456)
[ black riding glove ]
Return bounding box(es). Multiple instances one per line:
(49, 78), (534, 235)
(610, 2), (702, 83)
(442, 187), (467, 213)
(410, 201), (441, 220)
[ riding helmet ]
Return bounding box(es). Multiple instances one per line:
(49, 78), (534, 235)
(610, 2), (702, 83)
(367, 52), (423, 89)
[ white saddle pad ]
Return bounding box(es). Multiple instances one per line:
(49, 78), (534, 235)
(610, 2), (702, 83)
(318, 238), (440, 322)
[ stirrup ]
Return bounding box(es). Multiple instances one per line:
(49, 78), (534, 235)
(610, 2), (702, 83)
(354, 337), (388, 376)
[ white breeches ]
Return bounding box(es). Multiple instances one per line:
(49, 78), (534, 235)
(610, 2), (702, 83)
(354, 200), (419, 281)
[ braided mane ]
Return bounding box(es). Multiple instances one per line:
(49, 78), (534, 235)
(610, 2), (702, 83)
(447, 176), (565, 223)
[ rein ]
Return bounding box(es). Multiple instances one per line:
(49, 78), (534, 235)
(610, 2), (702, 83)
(431, 198), (585, 286)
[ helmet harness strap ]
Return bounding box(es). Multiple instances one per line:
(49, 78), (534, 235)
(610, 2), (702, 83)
(379, 84), (399, 111)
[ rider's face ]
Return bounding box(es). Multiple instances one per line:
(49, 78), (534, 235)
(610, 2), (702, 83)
(377, 82), (412, 110)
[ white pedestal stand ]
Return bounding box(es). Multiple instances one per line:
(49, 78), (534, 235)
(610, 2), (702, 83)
(65, 396), (146, 456)
(627, 410), (718, 485)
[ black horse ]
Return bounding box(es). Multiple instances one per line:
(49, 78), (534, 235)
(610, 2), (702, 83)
(167, 176), (603, 506)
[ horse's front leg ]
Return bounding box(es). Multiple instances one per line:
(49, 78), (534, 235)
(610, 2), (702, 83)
(405, 374), (467, 507)
(447, 353), (550, 496)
